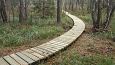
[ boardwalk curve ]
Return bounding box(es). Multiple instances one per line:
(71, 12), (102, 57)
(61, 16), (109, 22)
(0, 11), (85, 65)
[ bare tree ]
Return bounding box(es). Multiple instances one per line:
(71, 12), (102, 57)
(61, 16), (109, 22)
(103, 0), (115, 30)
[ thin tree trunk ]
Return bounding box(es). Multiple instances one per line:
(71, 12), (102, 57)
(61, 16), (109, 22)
(57, 0), (61, 24)
(19, 0), (26, 23)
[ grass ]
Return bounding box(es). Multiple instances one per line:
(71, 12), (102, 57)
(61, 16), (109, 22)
(39, 41), (115, 65)
(39, 52), (115, 65)
(111, 15), (115, 32)
(0, 14), (73, 48)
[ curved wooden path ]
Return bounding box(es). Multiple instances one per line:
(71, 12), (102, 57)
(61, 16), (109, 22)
(0, 12), (85, 65)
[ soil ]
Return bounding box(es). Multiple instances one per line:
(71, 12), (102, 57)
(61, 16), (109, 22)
(0, 39), (52, 57)
(74, 25), (115, 56)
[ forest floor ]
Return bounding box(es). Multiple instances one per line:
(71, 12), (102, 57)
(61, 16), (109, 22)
(0, 14), (73, 57)
(39, 24), (115, 65)
(38, 11), (115, 65)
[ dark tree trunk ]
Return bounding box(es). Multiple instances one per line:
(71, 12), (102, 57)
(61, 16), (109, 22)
(19, 0), (26, 23)
(24, 0), (28, 20)
(0, 0), (8, 23)
(57, 0), (61, 24)
(91, 0), (101, 32)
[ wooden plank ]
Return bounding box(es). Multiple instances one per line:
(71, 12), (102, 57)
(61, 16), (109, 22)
(21, 50), (40, 61)
(41, 41), (69, 49)
(51, 36), (70, 43)
(16, 52), (34, 64)
(10, 54), (28, 65)
(48, 40), (63, 44)
(0, 58), (9, 65)
(3, 56), (20, 65)
(49, 40), (73, 47)
(49, 38), (70, 44)
(41, 44), (62, 49)
(39, 44), (64, 50)
(38, 46), (59, 52)
(61, 36), (76, 41)
(52, 37), (69, 42)
(25, 49), (44, 59)
(64, 34), (77, 37)
(42, 42), (69, 50)
(49, 41), (70, 46)
(30, 48), (50, 57)
(47, 44), (66, 49)
(34, 47), (52, 55)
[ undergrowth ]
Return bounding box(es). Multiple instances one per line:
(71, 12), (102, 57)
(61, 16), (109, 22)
(0, 14), (73, 48)
(70, 10), (115, 40)
(38, 11), (115, 65)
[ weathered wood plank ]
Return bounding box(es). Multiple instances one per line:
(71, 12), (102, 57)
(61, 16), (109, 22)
(30, 48), (50, 57)
(0, 58), (9, 65)
(16, 52), (34, 64)
(41, 44), (63, 49)
(41, 42), (69, 49)
(31, 48), (49, 57)
(38, 43), (65, 50)
(25, 49), (44, 59)
(47, 43), (66, 49)
(3, 56), (20, 65)
(21, 50), (40, 61)
(38, 46), (56, 53)
(10, 54), (28, 65)
(34, 47), (52, 55)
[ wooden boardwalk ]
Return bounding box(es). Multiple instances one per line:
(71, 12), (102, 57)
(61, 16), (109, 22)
(0, 11), (85, 65)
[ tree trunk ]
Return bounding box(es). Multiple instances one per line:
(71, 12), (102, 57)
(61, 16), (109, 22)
(91, 0), (101, 32)
(103, 0), (115, 30)
(24, 0), (28, 20)
(57, 0), (61, 24)
(0, 0), (8, 23)
(19, 0), (26, 23)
